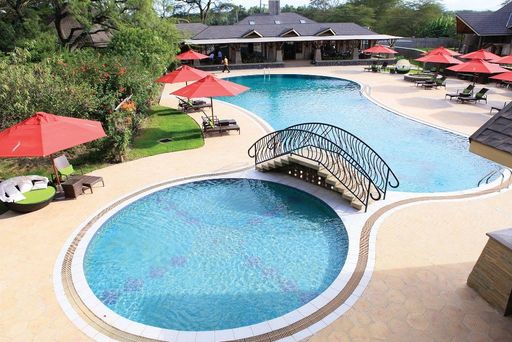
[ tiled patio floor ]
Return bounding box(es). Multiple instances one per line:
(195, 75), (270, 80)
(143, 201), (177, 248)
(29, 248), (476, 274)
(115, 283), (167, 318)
(1, 65), (511, 341)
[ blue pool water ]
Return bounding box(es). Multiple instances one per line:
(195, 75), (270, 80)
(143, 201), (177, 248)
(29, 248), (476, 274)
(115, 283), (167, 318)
(221, 74), (497, 192)
(84, 178), (348, 331)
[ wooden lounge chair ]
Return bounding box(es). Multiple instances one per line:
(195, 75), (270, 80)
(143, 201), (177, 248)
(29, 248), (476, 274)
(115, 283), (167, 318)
(457, 88), (489, 104)
(445, 84), (474, 100)
(490, 102), (508, 114)
(201, 116), (240, 135)
(178, 98), (211, 113)
(378, 61), (388, 72)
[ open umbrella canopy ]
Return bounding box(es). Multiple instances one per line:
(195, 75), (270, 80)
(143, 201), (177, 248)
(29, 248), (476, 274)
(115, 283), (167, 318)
(490, 71), (512, 82)
(362, 44), (398, 54)
(491, 55), (512, 64)
(172, 75), (249, 121)
(155, 65), (210, 84)
(172, 74), (249, 98)
(447, 59), (508, 74)
(460, 49), (500, 60)
(0, 112), (106, 158)
(176, 49), (209, 61)
(424, 46), (460, 56)
(415, 52), (462, 64)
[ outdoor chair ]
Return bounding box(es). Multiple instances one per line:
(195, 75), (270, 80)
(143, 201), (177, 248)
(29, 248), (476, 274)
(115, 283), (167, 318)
(457, 88), (489, 104)
(53, 155), (81, 182)
(490, 102), (508, 114)
(178, 98), (211, 113)
(445, 84), (475, 100)
(378, 61), (389, 72)
(201, 116), (240, 135)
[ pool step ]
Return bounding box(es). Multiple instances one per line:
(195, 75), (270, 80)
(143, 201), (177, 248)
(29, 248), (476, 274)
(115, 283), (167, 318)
(256, 156), (290, 171)
(255, 154), (365, 211)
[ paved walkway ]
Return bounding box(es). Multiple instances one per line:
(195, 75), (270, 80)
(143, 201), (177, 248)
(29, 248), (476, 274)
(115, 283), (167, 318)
(1, 65), (511, 341)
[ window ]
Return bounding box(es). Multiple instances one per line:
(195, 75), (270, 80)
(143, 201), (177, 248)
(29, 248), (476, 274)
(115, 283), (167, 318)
(249, 21), (255, 25)
(275, 20), (281, 24)
(300, 19), (306, 24)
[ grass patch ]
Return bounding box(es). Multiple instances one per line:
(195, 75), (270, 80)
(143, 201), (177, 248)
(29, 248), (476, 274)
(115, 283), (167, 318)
(127, 105), (204, 160)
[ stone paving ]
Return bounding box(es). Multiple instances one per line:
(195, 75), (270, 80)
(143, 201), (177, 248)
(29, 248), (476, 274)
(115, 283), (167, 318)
(1, 65), (512, 341)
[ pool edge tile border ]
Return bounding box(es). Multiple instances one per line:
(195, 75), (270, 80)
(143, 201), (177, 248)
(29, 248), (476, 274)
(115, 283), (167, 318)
(54, 165), (510, 342)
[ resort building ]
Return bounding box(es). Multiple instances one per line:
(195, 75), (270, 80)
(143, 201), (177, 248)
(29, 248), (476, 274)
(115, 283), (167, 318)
(177, 0), (399, 65)
(456, 2), (512, 55)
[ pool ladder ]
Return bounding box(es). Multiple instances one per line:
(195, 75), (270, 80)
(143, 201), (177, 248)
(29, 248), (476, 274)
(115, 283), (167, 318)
(477, 167), (512, 189)
(262, 68), (270, 80)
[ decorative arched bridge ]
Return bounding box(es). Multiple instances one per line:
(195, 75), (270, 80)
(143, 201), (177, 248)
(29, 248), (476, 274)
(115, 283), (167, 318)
(248, 123), (399, 211)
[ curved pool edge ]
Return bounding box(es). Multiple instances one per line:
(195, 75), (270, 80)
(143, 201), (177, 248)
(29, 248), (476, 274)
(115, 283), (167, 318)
(54, 167), (366, 342)
(54, 166), (511, 341)
(218, 71), (473, 138)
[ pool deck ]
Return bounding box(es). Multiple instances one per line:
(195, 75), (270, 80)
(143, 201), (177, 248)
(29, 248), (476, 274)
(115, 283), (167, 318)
(1, 65), (512, 341)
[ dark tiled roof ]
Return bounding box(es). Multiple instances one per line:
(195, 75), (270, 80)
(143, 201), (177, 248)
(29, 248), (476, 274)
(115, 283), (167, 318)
(236, 12), (316, 25)
(191, 22), (377, 40)
(470, 103), (512, 154)
(456, 3), (512, 36)
(176, 23), (208, 37)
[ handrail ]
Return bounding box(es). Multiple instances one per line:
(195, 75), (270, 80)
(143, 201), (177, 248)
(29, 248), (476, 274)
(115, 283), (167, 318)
(478, 167), (512, 188)
(248, 123), (399, 211)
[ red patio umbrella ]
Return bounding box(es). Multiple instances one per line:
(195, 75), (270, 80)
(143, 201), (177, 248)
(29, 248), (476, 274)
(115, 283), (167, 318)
(416, 52), (462, 64)
(155, 65), (210, 85)
(424, 46), (460, 56)
(490, 71), (512, 82)
(0, 112), (106, 185)
(460, 49), (500, 60)
(447, 59), (508, 84)
(171, 75), (249, 121)
(362, 45), (398, 54)
(491, 55), (512, 64)
(176, 49), (209, 61)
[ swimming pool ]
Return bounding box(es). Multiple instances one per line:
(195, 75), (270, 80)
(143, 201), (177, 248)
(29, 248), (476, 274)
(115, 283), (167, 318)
(221, 74), (497, 193)
(83, 178), (348, 331)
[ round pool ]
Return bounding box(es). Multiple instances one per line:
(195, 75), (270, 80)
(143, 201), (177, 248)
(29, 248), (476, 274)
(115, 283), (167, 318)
(83, 178), (348, 331)
(221, 74), (498, 193)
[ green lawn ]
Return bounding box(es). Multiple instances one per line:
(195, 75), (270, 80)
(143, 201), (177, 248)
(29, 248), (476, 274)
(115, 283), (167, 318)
(127, 105), (204, 160)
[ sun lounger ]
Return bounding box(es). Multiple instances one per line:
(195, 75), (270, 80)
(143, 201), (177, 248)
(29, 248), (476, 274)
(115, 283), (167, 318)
(178, 98), (211, 113)
(445, 84), (474, 100)
(201, 116), (240, 135)
(490, 102), (508, 114)
(457, 88), (489, 104)
(0, 176), (55, 213)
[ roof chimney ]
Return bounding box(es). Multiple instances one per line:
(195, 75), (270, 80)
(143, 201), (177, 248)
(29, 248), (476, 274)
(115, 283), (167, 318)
(269, 0), (280, 16)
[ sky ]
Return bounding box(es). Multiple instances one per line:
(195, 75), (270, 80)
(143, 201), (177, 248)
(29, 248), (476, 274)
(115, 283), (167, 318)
(231, 0), (504, 11)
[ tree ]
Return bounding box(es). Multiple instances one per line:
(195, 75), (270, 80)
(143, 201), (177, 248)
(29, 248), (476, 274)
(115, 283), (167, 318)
(49, 0), (156, 50)
(309, 0), (339, 10)
(175, 0), (214, 23)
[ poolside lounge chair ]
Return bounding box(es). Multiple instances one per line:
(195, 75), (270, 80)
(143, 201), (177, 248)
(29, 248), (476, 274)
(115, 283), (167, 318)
(457, 88), (489, 104)
(378, 62), (388, 72)
(53, 155), (81, 182)
(445, 84), (475, 100)
(0, 176), (55, 213)
(418, 76), (446, 89)
(201, 116), (240, 135)
(178, 98), (211, 113)
(490, 102), (508, 114)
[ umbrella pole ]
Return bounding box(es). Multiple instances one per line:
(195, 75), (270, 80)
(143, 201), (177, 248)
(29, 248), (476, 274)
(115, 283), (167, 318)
(210, 97), (214, 123)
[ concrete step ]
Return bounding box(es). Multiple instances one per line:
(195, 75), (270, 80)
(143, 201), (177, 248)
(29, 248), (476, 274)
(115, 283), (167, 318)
(350, 200), (364, 211)
(325, 176), (338, 186)
(289, 155), (320, 170)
